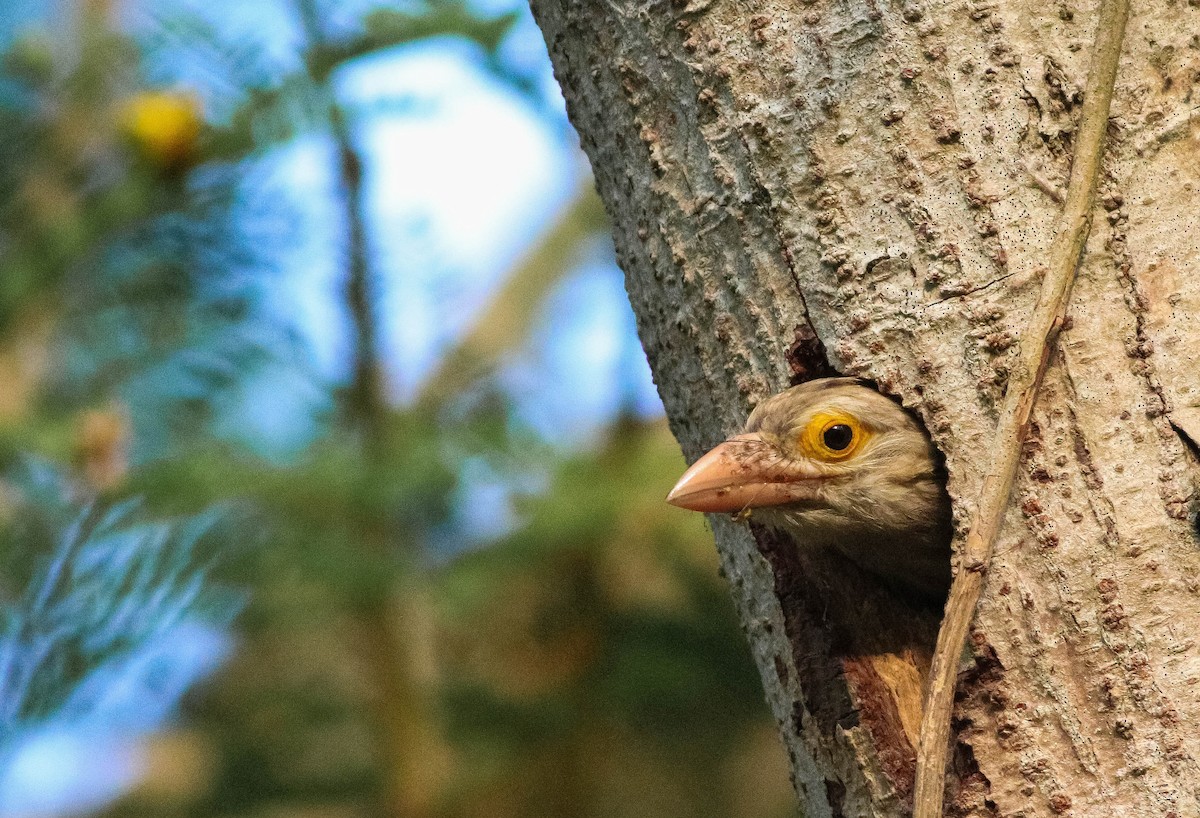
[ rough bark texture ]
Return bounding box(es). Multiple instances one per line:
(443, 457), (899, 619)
(530, 1), (1200, 816)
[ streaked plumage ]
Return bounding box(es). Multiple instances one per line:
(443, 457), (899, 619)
(667, 378), (952, 600)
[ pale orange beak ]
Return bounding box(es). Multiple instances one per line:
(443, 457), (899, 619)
(666, 432), (823, 513)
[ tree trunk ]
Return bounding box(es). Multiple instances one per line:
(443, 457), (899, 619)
(530, 1), (1200, 816)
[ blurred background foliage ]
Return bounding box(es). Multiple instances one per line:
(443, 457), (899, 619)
(0, 1), (795, 816)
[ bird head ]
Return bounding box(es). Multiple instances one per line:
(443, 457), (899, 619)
(667, 378), (951, 597)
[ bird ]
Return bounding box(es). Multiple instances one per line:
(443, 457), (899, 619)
(666, 377), (952, 601)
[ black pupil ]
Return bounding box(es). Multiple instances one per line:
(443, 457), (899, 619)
(823, 424), (854, 451)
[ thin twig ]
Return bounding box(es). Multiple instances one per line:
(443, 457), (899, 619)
(296, 4), (450, 816)
(911, 0), (1130, 814)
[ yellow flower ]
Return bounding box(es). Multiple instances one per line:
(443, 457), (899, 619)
(122, 91), (203, 170)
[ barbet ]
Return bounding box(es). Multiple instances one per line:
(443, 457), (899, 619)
(668, 378), (952, 600)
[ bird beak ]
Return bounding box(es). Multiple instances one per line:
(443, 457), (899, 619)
(666, 432), (823, 513)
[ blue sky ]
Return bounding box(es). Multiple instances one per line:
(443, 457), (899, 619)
(123, 0), (662, 451)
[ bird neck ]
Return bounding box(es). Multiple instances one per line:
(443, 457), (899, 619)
(755, 496), (952, 601)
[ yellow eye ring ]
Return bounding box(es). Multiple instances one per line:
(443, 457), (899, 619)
(798, 411), (868, 461)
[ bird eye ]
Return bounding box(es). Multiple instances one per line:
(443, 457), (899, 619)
(822, 423), (854, 451)
(798, 411), (868, 461)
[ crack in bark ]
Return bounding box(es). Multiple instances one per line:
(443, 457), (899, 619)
(729, 127), (809, 304)
(1167, 417), (1200, 465)
(1108, 209), (1196, 522)
(925, 271), (1020, 307)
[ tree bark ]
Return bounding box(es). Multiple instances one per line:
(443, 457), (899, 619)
(530, 1), (1200, 816)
